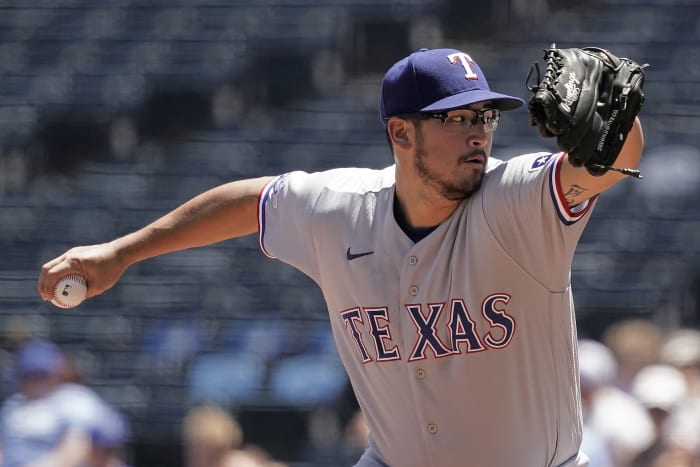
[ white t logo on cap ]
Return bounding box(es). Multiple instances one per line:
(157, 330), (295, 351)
(447, 52), (478, 80)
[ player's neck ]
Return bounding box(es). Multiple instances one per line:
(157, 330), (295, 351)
(393, 184), (459, 229)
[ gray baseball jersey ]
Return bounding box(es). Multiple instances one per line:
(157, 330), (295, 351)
(258, 152), (594, 467)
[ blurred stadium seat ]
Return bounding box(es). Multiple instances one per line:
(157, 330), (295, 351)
(268, 321), (348, 406)
(269, 355), (347, 406)
(187, 352), (266, 405)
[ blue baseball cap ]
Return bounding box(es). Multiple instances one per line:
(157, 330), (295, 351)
(15, 339), (64, 378)
(379, 48), (524, 126)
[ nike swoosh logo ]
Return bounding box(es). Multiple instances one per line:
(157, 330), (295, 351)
(346, 247), (374, 261)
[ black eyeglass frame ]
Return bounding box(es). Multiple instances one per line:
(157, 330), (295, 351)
(385, 108), (501, 131)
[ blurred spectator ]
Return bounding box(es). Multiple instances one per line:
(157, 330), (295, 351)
(602, 319), (664, 393)
(0, 339), (112, 467)
(0, 315), (50, 399)
(301, 406), (369, 466)
(59, 352), (87, 385)
(0, 315), (48, 351)
(629, 364), (688, 467)
(86, 405), (132, 467)
(578, 339), (615, 467)
(632, 364), (688, 425)
(578, 338), (654, 467)
(345, 409), (369, 446)
(660, 329), (700, 398)
(182, 405), (286, 467)
(653, 329), (700, 467)
(342, 409), (370, 460)
(182, 405), (242, 467)
(663, 398), (700, 466)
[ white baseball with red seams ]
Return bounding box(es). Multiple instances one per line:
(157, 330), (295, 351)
(51, 274), (87, 308)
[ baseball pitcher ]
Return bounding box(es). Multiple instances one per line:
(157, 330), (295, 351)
(38, 46), (646, 466)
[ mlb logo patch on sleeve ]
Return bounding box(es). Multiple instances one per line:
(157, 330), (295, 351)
(529, 154), (554, 172)
(269, 173), (289, 208)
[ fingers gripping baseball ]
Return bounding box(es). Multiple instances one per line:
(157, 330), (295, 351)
(38, 243), (126, 305)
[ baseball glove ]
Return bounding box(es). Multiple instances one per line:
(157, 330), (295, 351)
(527, 44), (647, 177)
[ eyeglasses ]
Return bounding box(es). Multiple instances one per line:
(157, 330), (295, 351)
(393, 108), (501, 132)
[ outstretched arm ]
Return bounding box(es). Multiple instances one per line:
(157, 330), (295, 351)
(558, 117), (644, 206)
(38, 176), (274, 302)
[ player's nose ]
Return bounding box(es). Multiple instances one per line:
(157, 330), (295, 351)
(467, 127), (488, 147)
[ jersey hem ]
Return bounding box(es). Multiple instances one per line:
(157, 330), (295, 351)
(555, 450), (588, 467)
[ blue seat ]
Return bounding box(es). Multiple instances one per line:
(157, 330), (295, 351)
(268, 320), (347, 406)
(269, 354), (347, 406)
(222, 318), (294, 361)
(141, 320), (208, 366)
(187, 353), (265, 405)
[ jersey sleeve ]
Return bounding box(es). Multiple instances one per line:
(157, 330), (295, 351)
(258, 167), (393, 285)
(257, 171), (324, 283)
(481, 152), (596, 291)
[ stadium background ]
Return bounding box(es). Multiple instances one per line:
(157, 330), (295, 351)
(0, 0), (699, 465)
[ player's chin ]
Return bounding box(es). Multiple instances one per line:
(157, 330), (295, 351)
(459, 159), (486, 172)
(443, 174), (483, 201)
(455, 164), (486, 188)
(465, 169), (485, 189)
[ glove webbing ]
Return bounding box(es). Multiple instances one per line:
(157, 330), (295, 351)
(526, 54), (644, 180)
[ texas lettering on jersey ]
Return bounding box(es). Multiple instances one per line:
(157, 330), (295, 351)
(339, 293), (516, 363)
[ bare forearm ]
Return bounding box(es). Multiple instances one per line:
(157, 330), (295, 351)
(114, 176), (273, 268)
(560, 117), (644, 205)
(39, 176), (274, 302)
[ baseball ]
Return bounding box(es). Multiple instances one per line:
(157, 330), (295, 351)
(51, 274), (88, 309)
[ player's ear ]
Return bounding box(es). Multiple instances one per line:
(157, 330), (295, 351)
(387, 118), (412, 149)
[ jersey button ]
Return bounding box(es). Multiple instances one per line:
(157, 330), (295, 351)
(427, 423), (438, 434)
(409, 286), (419, 295)
(408, 256), (417, 265)
(416, 369), (425, 379)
